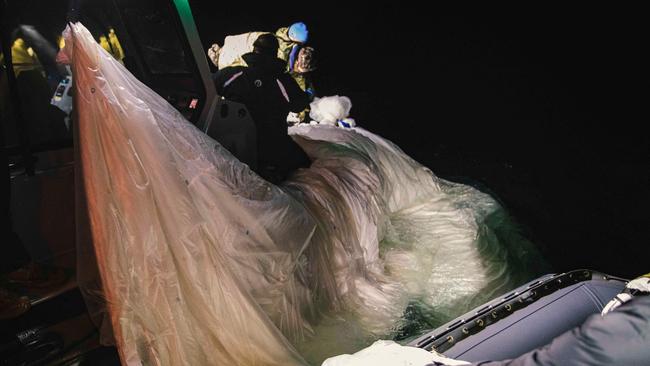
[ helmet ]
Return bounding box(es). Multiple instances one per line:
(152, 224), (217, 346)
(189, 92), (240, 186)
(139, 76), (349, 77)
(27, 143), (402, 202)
(288, 22), (308, 44)
(253, 33), (279, 55)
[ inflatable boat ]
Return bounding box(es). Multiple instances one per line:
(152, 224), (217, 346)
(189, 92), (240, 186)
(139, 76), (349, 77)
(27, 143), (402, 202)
(408, 269), (627, 362)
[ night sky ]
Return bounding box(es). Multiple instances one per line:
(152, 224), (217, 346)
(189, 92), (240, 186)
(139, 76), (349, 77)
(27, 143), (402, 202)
(191, 3), (647, 278)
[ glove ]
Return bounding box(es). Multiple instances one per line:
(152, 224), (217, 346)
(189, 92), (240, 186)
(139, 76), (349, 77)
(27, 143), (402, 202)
(207, 43), (220, 67)
(602, 273), (650, 315)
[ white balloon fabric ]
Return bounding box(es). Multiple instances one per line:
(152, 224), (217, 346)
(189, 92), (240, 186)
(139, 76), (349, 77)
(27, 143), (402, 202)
(321, 340), (469, 366)
(309, 96), (355, 126)
(65, 22), (544, 366)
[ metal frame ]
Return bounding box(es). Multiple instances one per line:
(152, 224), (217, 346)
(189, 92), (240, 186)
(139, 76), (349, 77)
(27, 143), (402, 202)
(171, 0), (218, 131)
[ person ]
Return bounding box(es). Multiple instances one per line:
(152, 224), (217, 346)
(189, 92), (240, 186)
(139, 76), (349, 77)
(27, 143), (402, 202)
(208, 22), (309, 71)
(468, 294), (650, 365)
(207, 22), (316, 97)
(214, 33), (310, 183)
(275, 22), (308, 66)
(274, 22), (316, 98)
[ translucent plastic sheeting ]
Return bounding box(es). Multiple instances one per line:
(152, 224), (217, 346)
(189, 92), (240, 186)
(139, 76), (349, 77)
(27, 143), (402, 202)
(64, 23), (545, 366)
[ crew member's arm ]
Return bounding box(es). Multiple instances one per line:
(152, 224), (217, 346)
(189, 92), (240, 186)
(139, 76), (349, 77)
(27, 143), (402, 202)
(214, 66), (246, 99)
(471, 296), (650, 366)
(278, 74), (310, 113)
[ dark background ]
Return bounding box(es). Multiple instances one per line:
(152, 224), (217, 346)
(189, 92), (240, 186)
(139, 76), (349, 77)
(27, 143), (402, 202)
(2, 1), (646, 278)
(191, 3), (647, 278)
(0, 3), (644, 364)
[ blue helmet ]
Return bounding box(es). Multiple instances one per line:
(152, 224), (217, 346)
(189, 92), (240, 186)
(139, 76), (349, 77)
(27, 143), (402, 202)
(288, 22), (308, 43)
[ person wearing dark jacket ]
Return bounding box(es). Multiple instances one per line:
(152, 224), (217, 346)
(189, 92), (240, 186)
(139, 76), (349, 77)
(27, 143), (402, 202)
(469, 294), (650, 366)
(214, 33), (310, 183)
